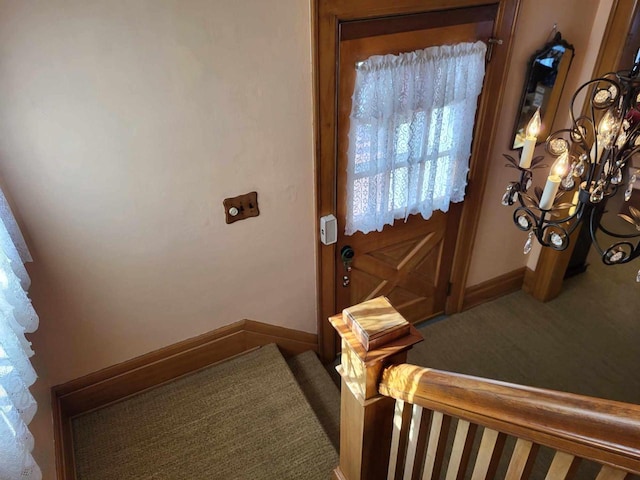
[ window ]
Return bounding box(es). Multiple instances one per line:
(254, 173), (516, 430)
(345, 41), (487, 235)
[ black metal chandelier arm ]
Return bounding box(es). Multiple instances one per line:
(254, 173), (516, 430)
(586, 207), (640, 265)
(622, 123), (640, 150)
(617, 144), (640, 166)
(588, 206), (607, 257)
(625, 244), (640, 263)
(570, 77), (619, 119)
(545, 127), (589, 155)
(596, 221), (640, 239)
(557, 213), (582, 237)
(601, 241), (640, 265)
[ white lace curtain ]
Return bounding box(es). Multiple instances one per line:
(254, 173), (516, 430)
(345, 41), (487, 235)
(0, 188), (41, 479)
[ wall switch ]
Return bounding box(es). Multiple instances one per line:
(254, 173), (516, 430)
(223, 192), (259, 224)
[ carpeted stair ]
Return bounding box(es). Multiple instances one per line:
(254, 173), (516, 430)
(72, 344), (340, 480)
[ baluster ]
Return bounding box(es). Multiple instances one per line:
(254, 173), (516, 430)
(403, 405), (432, 480)
(421, 411), (452, 480)
(387, 399), (413, 480)
(595, 465), (629, 480)
(505, 438), (539, 480)
(444, 420), (478, 480)
(470, 428), (507, 480)
(544, 451), (580, 480)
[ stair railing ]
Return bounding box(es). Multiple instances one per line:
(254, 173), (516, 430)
(330, 298), (640, 480)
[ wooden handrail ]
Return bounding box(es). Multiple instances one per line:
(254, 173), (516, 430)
(379, 363), (640, 475)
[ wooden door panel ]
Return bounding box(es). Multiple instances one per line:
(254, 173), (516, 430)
(341, 217), (446, 323)
(344, 212), (448, 252)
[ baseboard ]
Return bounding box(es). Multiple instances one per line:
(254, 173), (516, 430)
(462, 267), (526, 311)
(52, 319), (318, 480)
(522, 266), (536, 295)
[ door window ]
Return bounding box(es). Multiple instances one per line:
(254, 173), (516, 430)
(346, 41), (487, 235)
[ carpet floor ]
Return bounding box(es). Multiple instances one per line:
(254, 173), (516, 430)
(287, 350), (340, 450)
(72, 344), (338, 480)
(406, 254), (640, 479)
(409, 252), (640, 404)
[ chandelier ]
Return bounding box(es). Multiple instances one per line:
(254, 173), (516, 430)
(501, 58), (640, 281)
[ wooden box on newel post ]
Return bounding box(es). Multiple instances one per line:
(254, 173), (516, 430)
(330, 296), (423, 480)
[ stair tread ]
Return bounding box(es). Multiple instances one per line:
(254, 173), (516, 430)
(72, 344), (337, 480)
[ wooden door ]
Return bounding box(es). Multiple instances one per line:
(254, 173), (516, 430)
(316, 0), (520, 361)
(334, 7), (496, 324)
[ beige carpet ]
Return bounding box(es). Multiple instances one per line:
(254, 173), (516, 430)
(72, 344), (338, 480)
(409, 253), (640, 404)
(287, 350), (340, 450)
(406, 255), (640, 479)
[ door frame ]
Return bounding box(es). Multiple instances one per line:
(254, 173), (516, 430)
(313, 0), (521, 362)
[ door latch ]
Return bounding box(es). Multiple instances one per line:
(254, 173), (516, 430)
(341, 245), (354, 288)
(340, 245), (354, 272)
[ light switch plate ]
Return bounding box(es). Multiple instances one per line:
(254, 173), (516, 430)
(223, 191), (259, 224)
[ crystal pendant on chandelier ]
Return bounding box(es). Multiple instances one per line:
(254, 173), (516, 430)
(501, 184), (514, 206)
(606, 248), (625, 263)
(625, 184), (634, 202)
(611, 169), (623, 185)
(550, 232), (564, 247)
(590, 184), (604, 203)
(523, 231), (534, 255)
(626, 174), (637, 201)
(517, 215), (530, 229)
(561, 175), (575, 189)
(501, 191), (510, 206)
(573, 156), (586, 177)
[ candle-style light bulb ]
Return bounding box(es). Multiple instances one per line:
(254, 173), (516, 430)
(539, 151), (569, 211)
(550, 151), (570, 177)
(526, 108), (542, 138)
(597, 109), (619, 148)
(519, 108), (541, 168)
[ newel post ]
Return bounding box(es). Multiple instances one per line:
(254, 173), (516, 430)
(330, 297), (423, 480)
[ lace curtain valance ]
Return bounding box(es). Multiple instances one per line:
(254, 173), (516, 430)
(0, 188), (41, 479)
(346, 41), (487, 235)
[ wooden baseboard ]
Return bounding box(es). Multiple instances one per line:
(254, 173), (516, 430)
(52, 320), (318, 480)
(462, 267), (526, 311)
(522, 266), (536, 296)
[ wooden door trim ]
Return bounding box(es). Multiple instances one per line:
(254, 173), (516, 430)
(525, 0), (639, 302)
(340, 4), (498, 41)
(314, 0), (522, 362)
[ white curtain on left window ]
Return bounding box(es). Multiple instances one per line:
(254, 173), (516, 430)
(0, 188), (41, 479)
(345, 41), (487, 235)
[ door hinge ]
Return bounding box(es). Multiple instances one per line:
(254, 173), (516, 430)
(446, 281), (453, 296)
(486, 37), (503, 63)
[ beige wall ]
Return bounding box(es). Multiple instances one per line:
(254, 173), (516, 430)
(0, 0), (612, 478)
(0, 1), (315, 476)
(467, 0), (605, 285)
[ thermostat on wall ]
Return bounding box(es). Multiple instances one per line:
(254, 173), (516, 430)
(320, 214), (337, 245)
